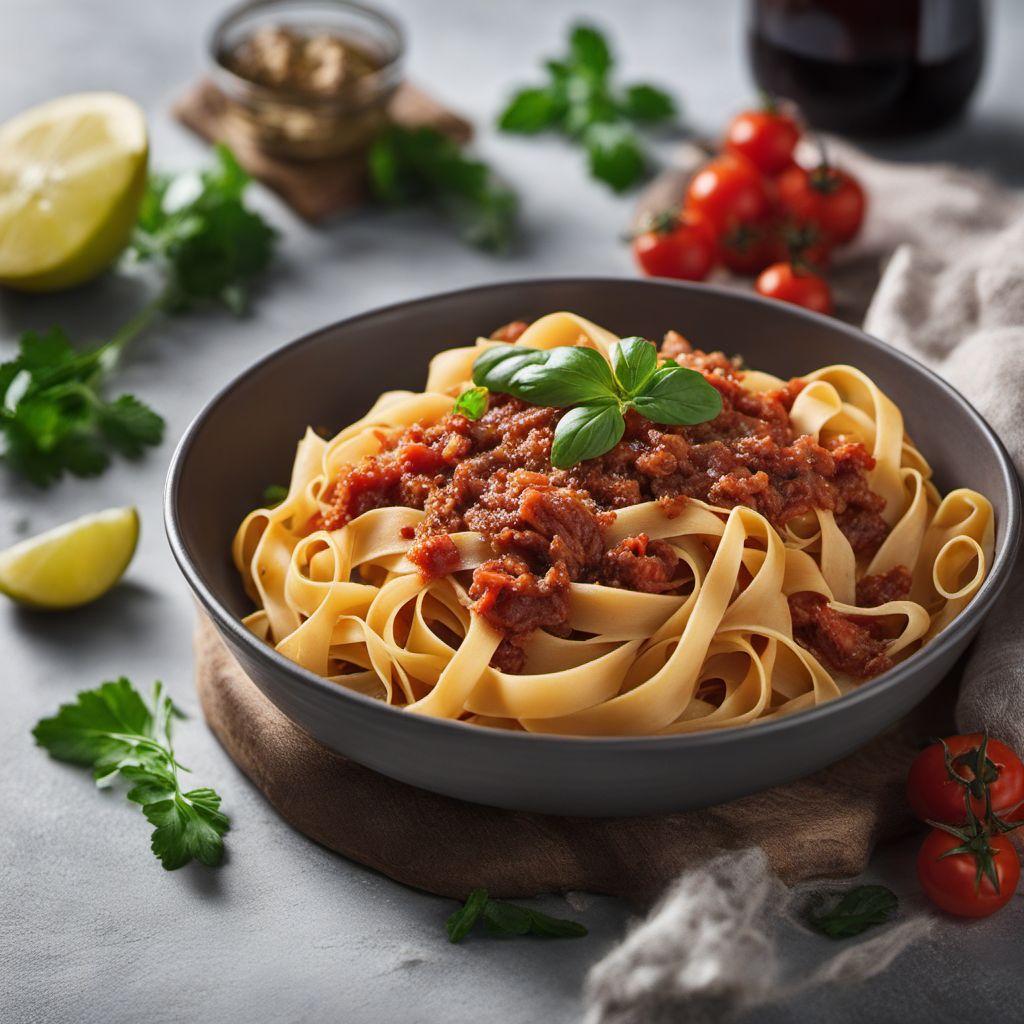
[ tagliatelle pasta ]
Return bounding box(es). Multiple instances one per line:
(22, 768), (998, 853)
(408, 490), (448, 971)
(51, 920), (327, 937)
(232, 312), (993, 736)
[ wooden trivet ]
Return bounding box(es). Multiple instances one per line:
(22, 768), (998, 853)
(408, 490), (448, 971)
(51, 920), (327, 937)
(173, 79), (473, 221)
(194, 614), (953, 902)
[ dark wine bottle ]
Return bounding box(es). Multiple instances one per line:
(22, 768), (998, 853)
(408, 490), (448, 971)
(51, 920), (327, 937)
(748, 0), (987, 136)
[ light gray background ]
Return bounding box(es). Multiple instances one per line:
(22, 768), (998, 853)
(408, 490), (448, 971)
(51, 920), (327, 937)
(2, 2), (1022, 1022)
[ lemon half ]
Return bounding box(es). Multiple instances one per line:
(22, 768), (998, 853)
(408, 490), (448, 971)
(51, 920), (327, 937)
(0, 92), (148, 292)
(0, 506), (140, 610)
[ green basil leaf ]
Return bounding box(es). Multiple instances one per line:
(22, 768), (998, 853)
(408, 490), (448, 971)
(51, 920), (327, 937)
(620, 83), (677, 123)
(569, 24), (612, 77)
(584, 122), (646, 193)
(447, 888), (490, 943)
(482, 900), (533, 935)
(805, 885), (898, 939)
(511, 345), (617, 406)
(452, 386), (489, 420)
(611, 337), (658, 396)
(525, 909), (589, 938)
(551, 403), (625, 468)
(263, 483), (288, 507)
(498, 87), (564, 134)
(631, 365), (723, 425)
(472, 345), (549, 391)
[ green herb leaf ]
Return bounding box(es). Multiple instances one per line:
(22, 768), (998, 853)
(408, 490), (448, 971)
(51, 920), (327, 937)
(130, 144), (277, 313)
(584, 122), (646, 193)
(263, 483), (289, 507)
(806, 885), (898, 939)
(551, 403), (625, 469)
(33, 678), (229, 870)
(630, 365), (723, 425)
(447, 888), (588, 943)
(498, 87), (564, 134)
(511, 346), (617, 406)
(447, 887), (490, 943)
(620, 83), (677, 123)
(368, 126), (518, 251)
(452, 386), (489, 420)
(471, 344), (550, 392)
(569, 24), (613, 76)
(611, 337), (658, 395)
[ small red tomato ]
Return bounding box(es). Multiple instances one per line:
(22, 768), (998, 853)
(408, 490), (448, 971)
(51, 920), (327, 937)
(776, 163), (866, 245)
(725, 107), (801, 176)
(907, 734), (1024, 825)
(917, 828), (1020, 918)
(755, 261), (833, 315)
(685, 154), (773, 235)
(779, 221), (832, 270)
(720, 222), (779, 276)
(633, 212), (717, 281)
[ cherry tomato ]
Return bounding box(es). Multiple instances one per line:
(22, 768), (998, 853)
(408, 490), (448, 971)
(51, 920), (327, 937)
(632, 212), (717, 281)
(776, 163), (866, 245)
(725, 107), (801, 176)
(778, 221), (832, 270)
(907, 734), (1024, 825)
(917, 828), (1020, 918)
(685, 154), (773, 235)
(755, 261), (833, 315)
(720, 222), (779, 276)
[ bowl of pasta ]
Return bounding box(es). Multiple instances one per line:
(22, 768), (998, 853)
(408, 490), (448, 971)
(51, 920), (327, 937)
(165, 277), (1020, 815)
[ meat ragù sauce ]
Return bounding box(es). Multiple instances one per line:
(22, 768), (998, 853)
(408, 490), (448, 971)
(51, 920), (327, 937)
(312, 332), (900, 677)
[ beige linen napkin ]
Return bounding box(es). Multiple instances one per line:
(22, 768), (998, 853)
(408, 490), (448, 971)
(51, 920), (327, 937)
(584, 147), (1024, 1024)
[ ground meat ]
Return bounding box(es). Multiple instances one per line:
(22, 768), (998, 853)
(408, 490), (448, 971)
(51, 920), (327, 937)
(490, 320), (530, 342)
(313, 329), (894, 673)
(468, 557), (571, 670)
(856, 564), (913, 607)
(789, 592), (894, 678)
(602, 534), (683, 593)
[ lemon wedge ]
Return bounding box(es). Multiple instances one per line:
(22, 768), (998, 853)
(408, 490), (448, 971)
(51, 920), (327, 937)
(0, 92), (148, 292)
(0, 506), (140, 610)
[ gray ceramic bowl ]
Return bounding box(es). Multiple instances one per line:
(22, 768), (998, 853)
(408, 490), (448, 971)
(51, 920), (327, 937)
(165, 278), (1021, 816)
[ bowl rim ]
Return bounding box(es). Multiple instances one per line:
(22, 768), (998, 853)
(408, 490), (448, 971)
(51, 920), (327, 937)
(164, 276), (1022, 751)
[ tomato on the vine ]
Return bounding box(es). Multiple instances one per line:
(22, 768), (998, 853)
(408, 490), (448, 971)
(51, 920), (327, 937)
(719, 222), (779, 276)
(724, 106), (801, 176)
(777, 163), (866, 244)
(917, 827), (1020, 918)
(907, 734), (1024, 825)
(685, 154), (773, 235)
(755, 261), (833, 315)
(632, 212), (717, 281)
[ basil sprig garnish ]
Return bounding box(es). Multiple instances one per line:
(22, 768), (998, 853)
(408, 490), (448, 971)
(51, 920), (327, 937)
(472, 336), (722, 468)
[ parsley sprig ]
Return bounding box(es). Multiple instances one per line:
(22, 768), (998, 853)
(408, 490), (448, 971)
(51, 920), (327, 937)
(1, 145), (276, 485)
(368, 126), (518, 251)
(447, 887), (588, 943)
(498, 24), (678, 192)
(32, 678), (229, 870)
(471, 337), (722, 467)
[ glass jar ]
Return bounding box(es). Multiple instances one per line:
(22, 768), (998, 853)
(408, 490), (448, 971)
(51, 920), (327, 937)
(209, 0), (405, 160)
(747, 0), (988, 137)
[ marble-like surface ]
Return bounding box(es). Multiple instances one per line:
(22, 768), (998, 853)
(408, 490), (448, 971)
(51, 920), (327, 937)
(2, 2), (1022, 1021)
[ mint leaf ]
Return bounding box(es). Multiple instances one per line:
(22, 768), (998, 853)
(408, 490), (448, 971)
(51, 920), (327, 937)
(806, 885), (898, 939)
(452, 386), (489, 420)
(33, 679), (229, 871)
(620, 83), (676, 123)
(630, 365), (723, 425)
(498, 87), (563, 133)
(551, 403), (624, 468)
(611, 337), (658, 395)
(447, 887), (490, 943)
(511, 346), (617, 406)
(584, 122), (646, 192)
(447, 889), (588, 943)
